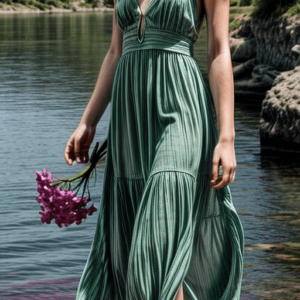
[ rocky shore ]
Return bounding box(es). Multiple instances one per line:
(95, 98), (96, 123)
(0, 1), (113, 14)
(230, 13), (300, 154)
(260, 66), (300, 154)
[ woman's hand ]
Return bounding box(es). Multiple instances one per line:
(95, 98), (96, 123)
(64, 123), (96, 165)
(63, 0), (122, 166)
(203, 0), (236, 189)
(210, 139), (236, 189)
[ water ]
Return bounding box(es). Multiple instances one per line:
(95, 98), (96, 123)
(1, 12), (300, 300)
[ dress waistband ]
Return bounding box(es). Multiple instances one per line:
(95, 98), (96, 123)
(122, 27), (194, 57)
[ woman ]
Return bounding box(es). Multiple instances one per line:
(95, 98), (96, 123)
(65, 0), (245, 299)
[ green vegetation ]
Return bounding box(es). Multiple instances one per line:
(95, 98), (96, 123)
(230, 0), (300, 18)
(238, 0), (253, 6)
(229, 3), (252, 31)
(230, 18), (242, 31)
(0, 0), (114, 10)
(229, 0), (300, 30)
(0, 0), (72, 10)
(229, 0), (254, 31)
(80, 0), (113, 9)
(230, 0), (239, 6)
(230, 0), (253, 7)
(251, 0), (300, 18)
(287, 3), (300, 15)
(1, 0), (298, 18)
(103, 0), (113, 7)
(79, 0), (98, 9)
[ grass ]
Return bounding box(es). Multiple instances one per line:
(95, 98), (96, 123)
(79, 0), (98, 8)
(198, 3), (252, 31)
(230, 0), (300, 18)
(0, 0), (73, 10)
(230, 0), (239, 6)
(229, 5), (253, 31)
(231, 0), (253, 6)
(229, 0), (300, 32)
(103, 0), (113, 6)
(230, 7), (243, 14)
(230, 19), (243, 31)
(79, 1), (96, 8)
(238, 0), (253, 5)
(251, 0), (300, 18)
(287, 3), (300, 15)
(0, 0), (103, 10)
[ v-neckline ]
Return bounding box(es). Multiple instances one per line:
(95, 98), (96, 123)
(134, 0), (155, 16)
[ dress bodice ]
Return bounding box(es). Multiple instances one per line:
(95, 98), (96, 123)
(116, 0), (200, 44)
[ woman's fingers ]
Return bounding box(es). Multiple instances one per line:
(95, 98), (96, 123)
(64, 135), (89, 165)
(212, 165), (229, 189)
(211, 164), (236, 189)
(81, 152), (88, 164)
(210, 158), (220, 186)
(210, 141), (236, 189)
(74, 151), (89, 164)
(229, 167), (236, 185)
(75, 139), (91, 164)
(64, 138), (76, 165)
(74, 137), (82, 163)
(64, 124), (96, 165)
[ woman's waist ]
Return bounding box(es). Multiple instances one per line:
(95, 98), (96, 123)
(122, 27), (194, 57)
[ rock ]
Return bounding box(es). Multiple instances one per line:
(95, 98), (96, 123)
(230, 15), (300, 105)
(232, 15), (300, 70)
(230, 38), (244, 55)
(230, 16), (253, 39)
(230, 14), (300, 152)
(231, 38), (257, 62)
(250, 242), (300, 264)
(251, 64), (280, 83)
(249, 16), (300, 70)
(234, 88), (266, 102)
(234, 64), (280, 102)
(292, 44), (300, 66)
(233, 58), (257, 79)
(260, 66), (300, 154)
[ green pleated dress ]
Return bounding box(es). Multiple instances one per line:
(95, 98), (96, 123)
(76, 0), (245, 299)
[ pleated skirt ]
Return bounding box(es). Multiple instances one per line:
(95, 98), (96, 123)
(75, 48), (244, 300)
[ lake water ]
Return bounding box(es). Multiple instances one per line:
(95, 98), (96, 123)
(1, 12), (300, 300)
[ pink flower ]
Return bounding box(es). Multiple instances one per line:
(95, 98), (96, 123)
(35, 168), (97, 227)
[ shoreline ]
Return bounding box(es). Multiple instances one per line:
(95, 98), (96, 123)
(0, 3), (113, 14)
(229, 11), (300, 154)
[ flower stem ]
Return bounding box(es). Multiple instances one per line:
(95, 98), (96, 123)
(49, 138), (107, 192)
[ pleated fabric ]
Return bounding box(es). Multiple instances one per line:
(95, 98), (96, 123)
(75, 0), (245, 299)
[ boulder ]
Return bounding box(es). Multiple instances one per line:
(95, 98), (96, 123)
(233, 58), (257, 79)
(234, 15), (300, 70)
(230, 15), (300, 104)
(231, 37), (257, 62)
(292, 44), (300, 66)
(260, 66), (300, 154)
(230, 16), (253, 39)
(234, 64), (280, 102)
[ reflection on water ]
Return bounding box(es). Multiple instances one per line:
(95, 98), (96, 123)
(0, 12), (300, 300)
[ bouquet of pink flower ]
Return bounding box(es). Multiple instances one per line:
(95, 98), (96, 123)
(35, 139), (107, 227)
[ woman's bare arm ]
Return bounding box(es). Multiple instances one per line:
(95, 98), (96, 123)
(79, 0), (123, 128)
(203, 0), (236, 189)
(64, 0), (123, 165)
